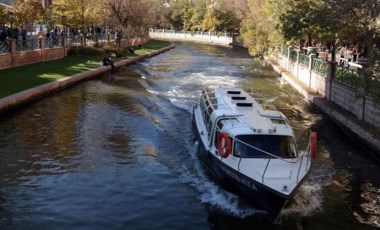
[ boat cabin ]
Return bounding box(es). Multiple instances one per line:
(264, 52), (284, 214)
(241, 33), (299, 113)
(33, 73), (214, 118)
(198, 87), (298, 159)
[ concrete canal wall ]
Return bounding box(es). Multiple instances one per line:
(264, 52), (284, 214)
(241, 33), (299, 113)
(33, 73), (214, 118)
(0, 43), (175, 114)
(266, 55), (380, 155)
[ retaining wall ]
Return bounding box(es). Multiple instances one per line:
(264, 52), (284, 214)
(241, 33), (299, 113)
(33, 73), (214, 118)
(273, 54), (380, 132)
(266, 56), (380, 153)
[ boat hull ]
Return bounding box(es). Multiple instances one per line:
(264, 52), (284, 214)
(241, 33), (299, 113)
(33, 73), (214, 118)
(193, 117), (289, 217)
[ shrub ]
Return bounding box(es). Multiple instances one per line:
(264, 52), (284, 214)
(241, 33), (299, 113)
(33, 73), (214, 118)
(68, 46), (105, 56)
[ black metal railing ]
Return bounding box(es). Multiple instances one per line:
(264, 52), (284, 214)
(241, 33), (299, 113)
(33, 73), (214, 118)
(68, 35), (81, 46)
(16, 39), (40, 51)
(0, 40), (11, 53)
(45, 36), (63, 48)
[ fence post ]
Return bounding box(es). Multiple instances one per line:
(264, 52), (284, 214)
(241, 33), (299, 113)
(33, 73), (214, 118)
(39, 37), (45, 50)
(357, 68), (368, 121)
(39, 36), (45, 62)
(79, 34), (85, 46)
(10, 38), (16, 67)
(286, 47), (291, 71)
(326, 61), (336, 100)
(10, 38), (16, 54)
(95, 34), (99, 44)
(308, 54), (316, 89)
(63, 36), (68, 56)
(296, 50), (300, 79)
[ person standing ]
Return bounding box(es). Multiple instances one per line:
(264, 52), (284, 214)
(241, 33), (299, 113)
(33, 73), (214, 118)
(115, 29), (122, 49)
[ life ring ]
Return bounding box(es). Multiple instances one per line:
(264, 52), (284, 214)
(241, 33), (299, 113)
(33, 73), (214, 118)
(310, 132), (317, 159)
(217, 132), (232, 158)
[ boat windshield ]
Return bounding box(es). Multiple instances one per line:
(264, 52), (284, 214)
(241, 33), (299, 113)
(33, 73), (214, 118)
(233, 135), (298, 158)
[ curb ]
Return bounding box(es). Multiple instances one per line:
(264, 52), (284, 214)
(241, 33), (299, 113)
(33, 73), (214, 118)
(0, 43), (176, 115)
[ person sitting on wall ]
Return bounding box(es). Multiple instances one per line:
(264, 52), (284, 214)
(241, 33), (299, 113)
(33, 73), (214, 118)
(115, 50), (125, 58)
(137, 44), (142, 49)
(128, 47), (135, 54)
(102, 56), (116, 72)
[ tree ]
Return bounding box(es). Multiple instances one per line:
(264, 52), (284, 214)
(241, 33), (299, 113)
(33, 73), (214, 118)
(108, 0), (155, 36)
(52, 0), (107, 32)
(12, 0), (45, 29)
(0, 6), (9, 26)
(201, 2), (238, 32)
(239, 0), (284, 56)
(279, 0), (327, 46)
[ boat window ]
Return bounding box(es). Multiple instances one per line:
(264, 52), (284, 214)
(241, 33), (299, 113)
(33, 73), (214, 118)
(233, 135), (298, 158)
(270, 119), (287, 125)
(214, 119), (238, 147)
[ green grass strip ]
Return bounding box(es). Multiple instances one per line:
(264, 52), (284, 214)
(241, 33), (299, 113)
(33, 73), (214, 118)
(0, 39), (171, 98)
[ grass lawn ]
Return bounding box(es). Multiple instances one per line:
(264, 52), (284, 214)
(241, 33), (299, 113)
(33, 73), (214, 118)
(0, 39), (171, 98)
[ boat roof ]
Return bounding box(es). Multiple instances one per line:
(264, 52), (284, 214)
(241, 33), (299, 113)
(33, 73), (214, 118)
(207, 87), (294, 137)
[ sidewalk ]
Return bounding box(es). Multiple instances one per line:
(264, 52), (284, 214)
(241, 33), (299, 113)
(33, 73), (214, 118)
(265, 57), (380, 156)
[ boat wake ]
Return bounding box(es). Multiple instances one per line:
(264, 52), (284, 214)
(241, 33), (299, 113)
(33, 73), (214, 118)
(137, 68), (330, 219)
(280, 183), (323, 217)
(179, 145), (265, 218)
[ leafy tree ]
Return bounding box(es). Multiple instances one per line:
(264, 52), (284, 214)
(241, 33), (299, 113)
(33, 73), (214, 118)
(108, 0), (155, 36)
(52, 0), (106, 32)
(201, 7), (218, 31)
(190, 6), (205, 31)
(0, 5), (9, 26)
(239, 0), (284, 56)
(279, 0), (327, 46)
(182, 5), (196, 31)
(12, 0), (45, 28)
(201, 2), (238, 32)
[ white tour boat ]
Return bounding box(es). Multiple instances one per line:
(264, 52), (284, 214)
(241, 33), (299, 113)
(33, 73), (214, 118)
(193, 86), (317, 217)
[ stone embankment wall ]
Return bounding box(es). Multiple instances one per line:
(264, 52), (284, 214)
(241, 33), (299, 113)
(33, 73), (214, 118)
(149, 29), (233, 46)
(268, 54), (380, 153)
(0, 43), (175, 115)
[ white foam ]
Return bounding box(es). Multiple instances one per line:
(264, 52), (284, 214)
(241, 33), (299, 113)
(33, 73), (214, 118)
(176, 141), (266, 217)
(280, 183), (323, 217)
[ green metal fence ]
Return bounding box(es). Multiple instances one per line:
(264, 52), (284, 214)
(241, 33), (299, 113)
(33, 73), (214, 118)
(311, 58), (328, 77)
(282, 47), (288, 57)
(290, 50), (297, 62)
(299, 53), (310, 67)
(335, 67), (360, 87)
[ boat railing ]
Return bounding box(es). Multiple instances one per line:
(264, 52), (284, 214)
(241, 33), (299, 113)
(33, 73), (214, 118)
(247, 89), (277, 111)
(232, 135), (311, 184)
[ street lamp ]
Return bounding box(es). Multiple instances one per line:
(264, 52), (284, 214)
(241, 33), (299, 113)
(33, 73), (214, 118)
(9, 12), (14, 29)
(61, 15), (67, 37)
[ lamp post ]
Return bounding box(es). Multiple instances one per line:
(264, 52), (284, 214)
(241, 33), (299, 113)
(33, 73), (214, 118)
(9, 12), (14, 29)
(61, 15), (67, 37)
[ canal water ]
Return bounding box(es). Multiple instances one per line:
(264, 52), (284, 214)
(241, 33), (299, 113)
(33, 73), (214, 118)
(0, 43), (379, 229)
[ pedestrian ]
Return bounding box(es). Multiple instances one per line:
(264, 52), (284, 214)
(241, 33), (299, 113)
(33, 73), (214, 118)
(115, 29), (122, 49)
(21, 29), (26, 43)
(339, 45), (346, 67)
(128, 47), (135, 54)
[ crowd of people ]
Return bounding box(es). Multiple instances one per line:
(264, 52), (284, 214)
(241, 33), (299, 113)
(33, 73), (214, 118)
(0, 26), (23, 42)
